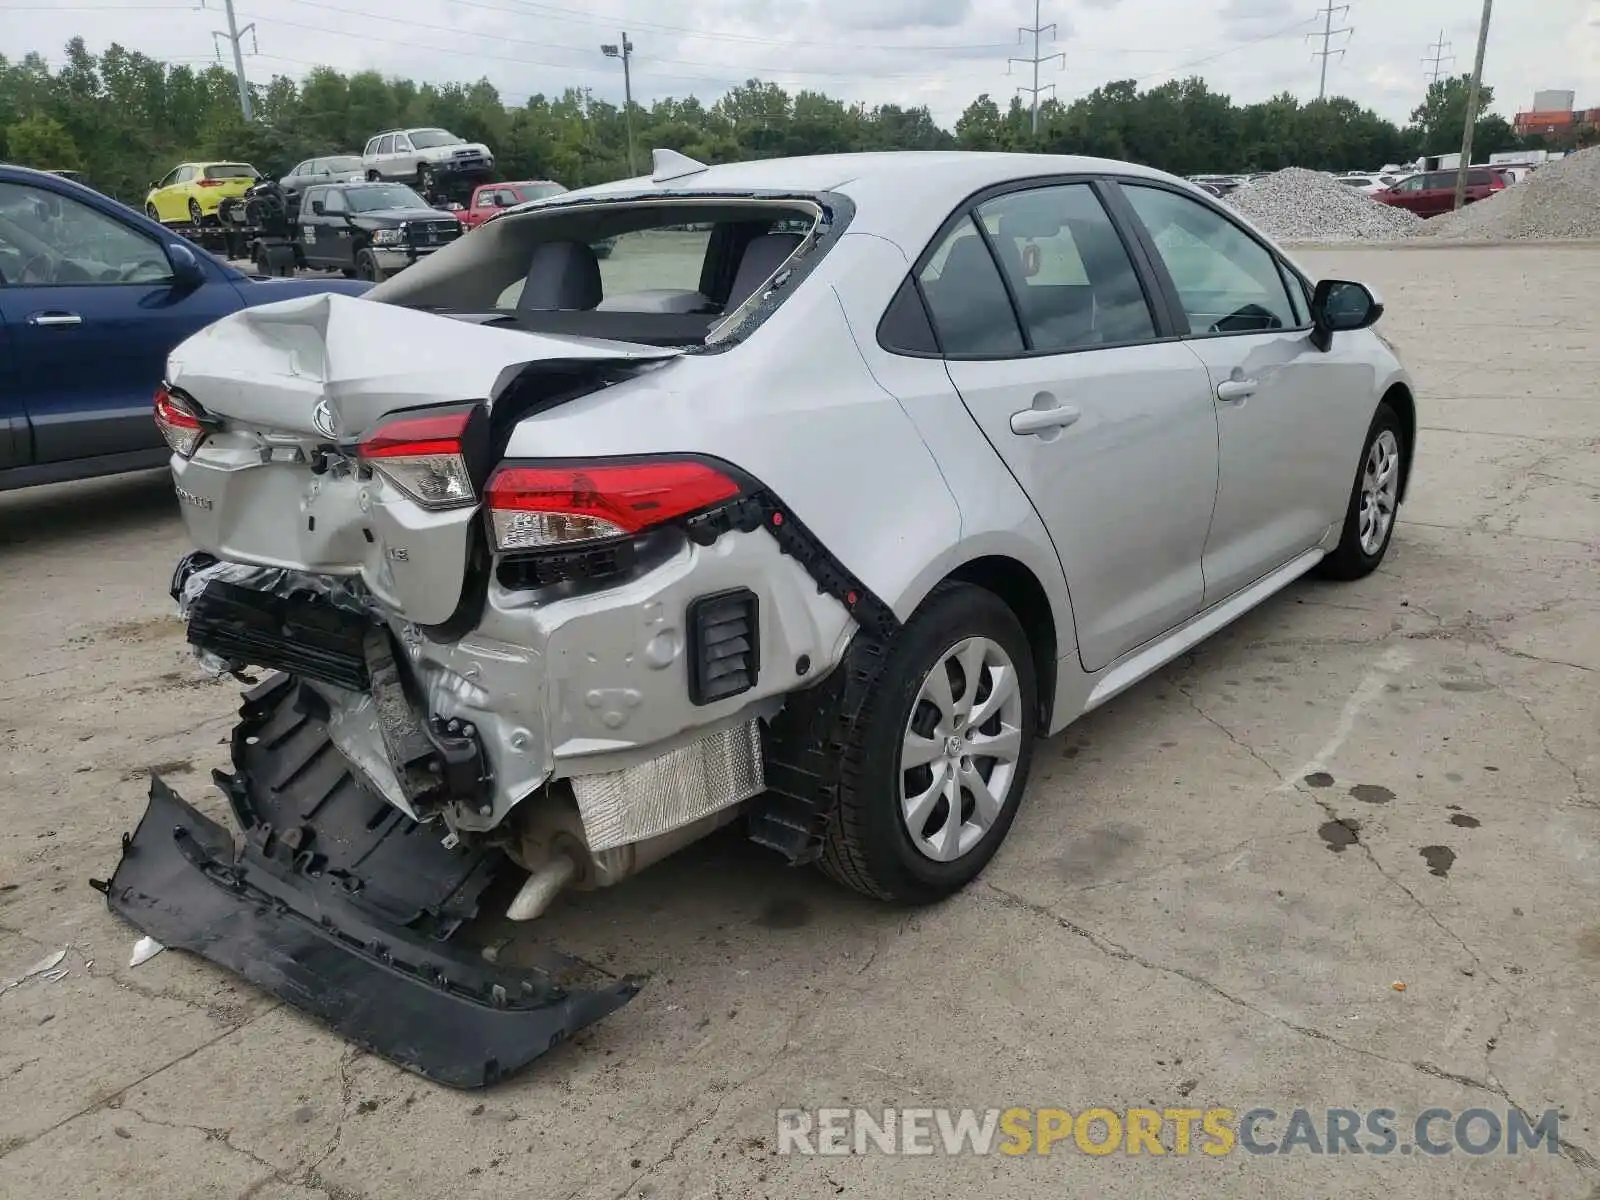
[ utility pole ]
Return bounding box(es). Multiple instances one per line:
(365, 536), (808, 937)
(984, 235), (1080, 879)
(1008, 0), (1064, 137)
(1454, 0), (1493, 211)
(1423, 29), (1454, 86)
(208, 0), (257, 120)
(601, 33), (637, 176)
(1308, 2), (1352, 100)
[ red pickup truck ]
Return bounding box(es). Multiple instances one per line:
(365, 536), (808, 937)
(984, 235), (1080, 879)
(462, 179), (567, 229)
(1374, 168), (1510, 218)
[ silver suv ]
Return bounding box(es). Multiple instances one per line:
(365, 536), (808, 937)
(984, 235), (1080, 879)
(361, 127), (494, 192)
(113, 148), (1415, 1086)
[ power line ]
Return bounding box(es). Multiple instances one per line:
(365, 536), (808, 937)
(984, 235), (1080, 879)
(1423, 29), (1454, 86)
(1307, 2), (1352, 100)
(1008, 0), (1063, 135)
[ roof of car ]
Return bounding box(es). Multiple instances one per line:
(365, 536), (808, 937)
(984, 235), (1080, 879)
(538, 151), (1188, 242)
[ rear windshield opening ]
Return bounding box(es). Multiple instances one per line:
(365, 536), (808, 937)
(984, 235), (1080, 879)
(369, 199), (824, 348)
(205, 164), (259, 180)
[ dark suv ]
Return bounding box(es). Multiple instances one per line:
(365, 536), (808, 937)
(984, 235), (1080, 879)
(1375, 168), (1509, 218)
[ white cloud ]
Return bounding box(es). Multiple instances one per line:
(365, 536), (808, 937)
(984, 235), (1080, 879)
(2, 0), (1595, 126)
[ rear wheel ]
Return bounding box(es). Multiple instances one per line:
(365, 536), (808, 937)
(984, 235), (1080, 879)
(417, 164), (435, 194)
(355, 249), (385, 283)
(1317, 401), (1405, 581)
(187, 197), (204, 225)
(366, 170), (381, 182)
(820, 583), (1037, 904)
(144, 202), (161, 222)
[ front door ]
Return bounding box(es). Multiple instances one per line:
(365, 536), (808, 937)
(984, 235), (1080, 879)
(0, 179), (239, 463)
(1117, 183), (1365, 604)
(924, 182), (1220, 672)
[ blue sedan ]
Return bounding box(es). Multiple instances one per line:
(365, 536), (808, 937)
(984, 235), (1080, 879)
(0, 165), (370, 491)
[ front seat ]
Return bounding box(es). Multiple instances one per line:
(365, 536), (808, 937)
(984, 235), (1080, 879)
(725, 232), (803, 311)
(518, 240), (602, 311)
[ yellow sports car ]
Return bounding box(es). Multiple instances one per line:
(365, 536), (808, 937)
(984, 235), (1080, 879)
(143, 162), (261, 225)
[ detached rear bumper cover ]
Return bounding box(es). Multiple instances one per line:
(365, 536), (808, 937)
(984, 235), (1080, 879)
(97, 778), (639, 1088)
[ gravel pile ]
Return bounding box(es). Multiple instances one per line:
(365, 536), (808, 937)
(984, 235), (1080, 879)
(1224, 167), (1424, 242)
(1418, 147), (1600, 241)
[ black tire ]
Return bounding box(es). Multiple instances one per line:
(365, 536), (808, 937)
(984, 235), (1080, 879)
(252, 248), (268, 276)
(819, 583), (1038, 904)
(188, 198), (204, 225)
(417, 164), (435, 193)
(341, 267), (358, 278)
(366, 170), (381, 182)
(1317, 400), (1405, 581)
(144, 202), (161, 222)
(355, 249), (385, 282)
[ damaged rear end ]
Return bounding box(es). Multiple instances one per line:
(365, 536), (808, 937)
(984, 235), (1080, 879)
(104, 189), (880, 1082)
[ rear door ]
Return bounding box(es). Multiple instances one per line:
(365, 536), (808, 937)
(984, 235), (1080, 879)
(0, 177), (241, 463)
(1116, 182), (1363, 603)
(925, 180), (1219, 672)
(390, 134), (417, 179)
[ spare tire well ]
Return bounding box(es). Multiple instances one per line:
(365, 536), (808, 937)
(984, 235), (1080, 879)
(946, 556), (1058, 728)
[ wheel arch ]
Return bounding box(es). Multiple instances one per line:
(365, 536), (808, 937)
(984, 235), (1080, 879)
(941, 554), (1062, 730)
(1382, 381), (1416, 503)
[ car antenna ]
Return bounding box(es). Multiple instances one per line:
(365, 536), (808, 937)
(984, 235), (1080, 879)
(651, 148), (707, 183)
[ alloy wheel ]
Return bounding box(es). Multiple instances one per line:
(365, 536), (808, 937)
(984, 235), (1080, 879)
(899, 637), (1025, 863)
(1358, 429), (1400, 556)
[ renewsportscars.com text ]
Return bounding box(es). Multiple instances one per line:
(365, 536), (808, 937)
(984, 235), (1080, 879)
(776, 1106), (1564, 1158)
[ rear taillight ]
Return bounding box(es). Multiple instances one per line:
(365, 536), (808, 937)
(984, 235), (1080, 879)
(486, 459), (744, 552)
(197, 178), (224, 187)
(357, 409), (476, 509)
(154, 384), (205, 458)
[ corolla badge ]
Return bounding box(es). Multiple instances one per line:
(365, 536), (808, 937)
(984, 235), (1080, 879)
(312, 400), (337, 440)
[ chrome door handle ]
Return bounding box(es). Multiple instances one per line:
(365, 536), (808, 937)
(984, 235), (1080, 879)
(1010, 405), (1082, 436)
(27, 312), (83, 327)
(1216, 379), (1257, 402)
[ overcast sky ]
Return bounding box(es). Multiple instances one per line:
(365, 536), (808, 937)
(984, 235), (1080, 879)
(4, 0), (1598, 126)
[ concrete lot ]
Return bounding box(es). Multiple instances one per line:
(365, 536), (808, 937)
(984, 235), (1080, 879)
(2, 244), (1597, 1199)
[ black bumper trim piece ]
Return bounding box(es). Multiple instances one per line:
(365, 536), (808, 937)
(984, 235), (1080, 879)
(187, 580), (373, 693)
(97, 778), (640, 1088)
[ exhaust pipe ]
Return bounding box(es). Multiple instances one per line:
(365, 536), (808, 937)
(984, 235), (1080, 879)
(506, 855), (579, 922)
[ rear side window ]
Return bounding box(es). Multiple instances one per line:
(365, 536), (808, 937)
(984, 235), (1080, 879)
(917, 217), (1023, 356)
(376, 135), (395, 155)
(975, 184), (1155, 351)
(1122, 185), (1299, 335)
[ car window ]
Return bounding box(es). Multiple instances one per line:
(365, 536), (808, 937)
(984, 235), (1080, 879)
(497, 225), (716, 308)
(175, 166), (195, 183)
(376, 135), (395, 155)
(0, 182), (174, 286)
(322, 190), (348, 214)
(392, 134), (413, 152)
(521, 184), (566, 201)
(409, 130), (462, 149)
(205, 164), (257, 180)
(974, 184), (1155, 352)
(1122, 185), (1298, 336)
(917, 216), (1024, 356)
(364, 137), (379, 156)
(157, 168), (179, 188)
(347, 185), (425, 212)
(327, 156), (362, 173)
(476, 189), (500, 208)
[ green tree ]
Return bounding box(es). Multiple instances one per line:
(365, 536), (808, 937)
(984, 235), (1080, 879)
(7, 112), (81, 169)
(1409, 75), (1498, 156)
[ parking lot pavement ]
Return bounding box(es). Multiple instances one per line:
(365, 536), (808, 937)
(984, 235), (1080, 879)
(1, 244), (1597, 1199)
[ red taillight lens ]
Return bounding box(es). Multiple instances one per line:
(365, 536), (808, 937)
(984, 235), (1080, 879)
(197, 178), (224, 187)
(154, 384), (205, 458)
(486, 460), (743, 552)
(357, 410), (476, 509)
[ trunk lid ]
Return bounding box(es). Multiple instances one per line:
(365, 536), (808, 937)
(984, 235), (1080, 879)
(166, 292), (679, 625)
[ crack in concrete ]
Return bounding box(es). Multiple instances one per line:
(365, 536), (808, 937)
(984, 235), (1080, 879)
(301, 1047), (362, 1198)
(0, 1003), (282, 1163)
(982, 884), (1598, 1173)
(608, 1007), (811, 1200)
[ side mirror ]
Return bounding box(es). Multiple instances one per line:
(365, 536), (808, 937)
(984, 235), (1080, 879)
(310, 200), (325, 216)
(1310, 279), (1382, 351)
(167, 242), (207, 289)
